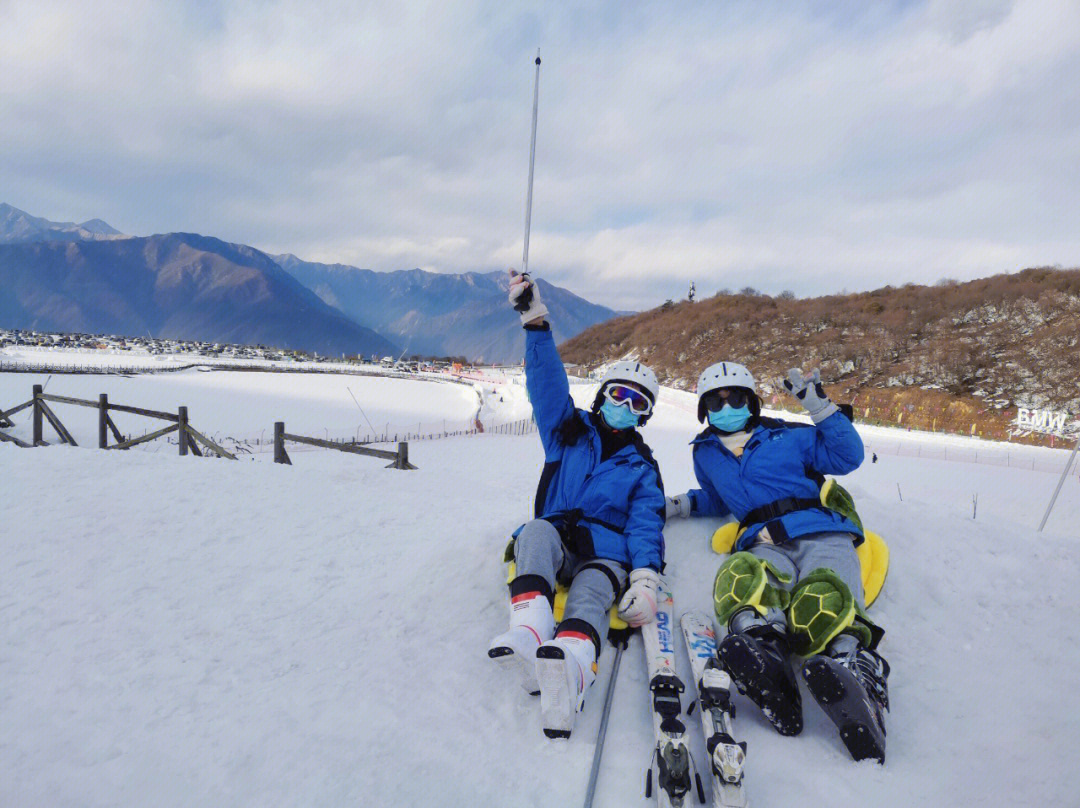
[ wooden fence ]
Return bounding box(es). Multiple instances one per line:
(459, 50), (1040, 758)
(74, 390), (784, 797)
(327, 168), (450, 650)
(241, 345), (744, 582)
(480, 419), (536, 436)
(272, 422), (416, 469)
(0, 384), (237, 458)
(0, 385), (425, 469)
(0, 359), (201, 375)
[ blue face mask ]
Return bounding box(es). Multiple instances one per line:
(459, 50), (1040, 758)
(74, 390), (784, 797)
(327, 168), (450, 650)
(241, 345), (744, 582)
(708, 404), (751, 433)
(599, 400), (640, 430)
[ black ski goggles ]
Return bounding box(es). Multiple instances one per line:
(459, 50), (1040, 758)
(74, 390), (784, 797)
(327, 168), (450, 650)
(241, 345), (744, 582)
(702, 388), (750, 413)
(603, 383), (653, 416)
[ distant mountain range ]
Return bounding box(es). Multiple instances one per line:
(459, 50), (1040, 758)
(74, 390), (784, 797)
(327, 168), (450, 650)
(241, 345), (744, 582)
(0, 204), (621, 361)
(0, 229), (396, 357)
(1, 202), (126, 244)
(274, 255), (618, 363)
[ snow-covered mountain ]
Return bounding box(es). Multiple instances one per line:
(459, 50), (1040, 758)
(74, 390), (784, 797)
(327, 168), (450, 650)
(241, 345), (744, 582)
(274, 255), (621, 363)
(0, 203), (127, 244)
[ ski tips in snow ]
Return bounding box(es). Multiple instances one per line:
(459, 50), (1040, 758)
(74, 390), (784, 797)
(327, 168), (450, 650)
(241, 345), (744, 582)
(681, 610), (750, 808)
(641, 581), (705, 808)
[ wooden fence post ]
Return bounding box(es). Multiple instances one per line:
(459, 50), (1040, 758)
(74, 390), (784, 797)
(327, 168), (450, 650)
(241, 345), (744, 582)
(99, 394), (108, 449)
(391, 441), (417, 470)
(178, 406), (188, 456)
(274, 421), (291, 465)
(32, 384), (43, 446)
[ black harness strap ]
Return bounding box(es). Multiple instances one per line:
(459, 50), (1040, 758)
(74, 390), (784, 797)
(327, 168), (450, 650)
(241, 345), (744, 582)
(581, 515), (626, 534)
(546, 509), (598, 560)
(738, 497), (824, 532)
(534, 459), (561, 518)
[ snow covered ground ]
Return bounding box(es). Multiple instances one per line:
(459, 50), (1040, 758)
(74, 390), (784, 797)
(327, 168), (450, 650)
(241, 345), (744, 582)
(1, 345), (393, 374)
(3, 362), (1079, 807)
(0, 367), (485, 449)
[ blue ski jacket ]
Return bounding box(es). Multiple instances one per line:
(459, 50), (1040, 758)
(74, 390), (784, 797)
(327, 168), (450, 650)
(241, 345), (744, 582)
(688, 413), (865, 550)
(518, 326), (666, 571)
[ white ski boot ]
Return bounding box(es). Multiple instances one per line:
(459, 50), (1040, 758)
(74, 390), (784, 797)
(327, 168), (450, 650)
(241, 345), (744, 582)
(535, 633), (596, 739)
(488, 593), (555, 694)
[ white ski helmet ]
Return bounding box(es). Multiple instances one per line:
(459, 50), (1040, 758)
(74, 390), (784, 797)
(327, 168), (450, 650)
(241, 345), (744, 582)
(591, 360), (660, 424)
(696, 361), (757, 423)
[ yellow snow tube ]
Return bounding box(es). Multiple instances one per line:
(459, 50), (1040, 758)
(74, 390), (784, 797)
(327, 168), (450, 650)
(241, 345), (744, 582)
(710, 521), (742, 555)
(709, 525), (889, 607)
(855, 530), (889, 607)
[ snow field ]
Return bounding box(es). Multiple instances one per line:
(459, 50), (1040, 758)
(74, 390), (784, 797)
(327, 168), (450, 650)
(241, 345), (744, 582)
(0, 369), (482, 450)
(2, 367), (1079, 806)
(1, 346), (404, 375)
(3, 437), (548, 806)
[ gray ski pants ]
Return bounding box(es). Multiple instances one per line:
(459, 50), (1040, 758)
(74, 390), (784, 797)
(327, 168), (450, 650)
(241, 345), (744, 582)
(732, 532), (865, 636)
(514, 518), (627, 648)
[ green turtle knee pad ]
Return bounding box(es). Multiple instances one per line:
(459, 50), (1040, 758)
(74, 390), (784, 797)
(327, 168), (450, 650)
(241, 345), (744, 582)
(786, 568), (876, 656)
(712, 551), (791, 627)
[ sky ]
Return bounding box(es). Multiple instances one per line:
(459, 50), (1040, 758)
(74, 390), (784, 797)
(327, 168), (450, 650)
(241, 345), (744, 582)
(2, 0), (1079, 310)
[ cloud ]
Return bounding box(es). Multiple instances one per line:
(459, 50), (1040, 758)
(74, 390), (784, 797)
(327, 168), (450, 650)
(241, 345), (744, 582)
(1, 0), (1078, 310)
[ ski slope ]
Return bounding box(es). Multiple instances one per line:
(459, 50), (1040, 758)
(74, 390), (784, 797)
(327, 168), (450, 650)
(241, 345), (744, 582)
(3, 365), (1079, 807)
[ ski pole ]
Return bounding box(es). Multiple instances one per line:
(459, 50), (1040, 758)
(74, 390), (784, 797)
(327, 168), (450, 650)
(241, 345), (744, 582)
(583, 639), (624, 808)
(1038, 433), (1079, 531)
(513, 50), (541, 315)
(522, 48), (541, 276)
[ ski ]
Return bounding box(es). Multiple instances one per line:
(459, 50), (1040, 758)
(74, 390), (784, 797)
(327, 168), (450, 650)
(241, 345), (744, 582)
(641, 580), (705, 807)
(681, 612), (749, 808)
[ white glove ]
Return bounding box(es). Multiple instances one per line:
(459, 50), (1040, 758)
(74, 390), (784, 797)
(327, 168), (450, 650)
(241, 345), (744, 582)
(780, 367), (838, 424)
(665, 494), (692, 519)
(508, 269), (549, 325)
(618, 568), (660, 627)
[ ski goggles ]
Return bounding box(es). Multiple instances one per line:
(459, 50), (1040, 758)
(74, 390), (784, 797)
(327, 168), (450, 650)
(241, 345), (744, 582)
(603, 383), (654, 416)
(702, 388), (750, 413)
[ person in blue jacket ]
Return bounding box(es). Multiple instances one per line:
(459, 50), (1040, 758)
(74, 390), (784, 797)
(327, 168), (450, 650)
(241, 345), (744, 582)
(666, 361), (890, 763)
(488, 270), (666, 739)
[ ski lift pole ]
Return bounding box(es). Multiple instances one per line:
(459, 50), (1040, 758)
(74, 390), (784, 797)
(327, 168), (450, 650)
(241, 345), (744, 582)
(513, 50), (541, 315)
(583, 639), (624, 808)
(1038, 433), (1080, 531)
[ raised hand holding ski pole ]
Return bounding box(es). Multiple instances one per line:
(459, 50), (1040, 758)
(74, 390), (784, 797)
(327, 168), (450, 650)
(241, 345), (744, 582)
(507, 49), (545, 327)
(508, 269), (548, 325)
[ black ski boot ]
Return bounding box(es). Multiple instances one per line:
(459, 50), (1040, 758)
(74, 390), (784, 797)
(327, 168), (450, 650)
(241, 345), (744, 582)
(802, 638), (890, 763)
(718, 621), (803, 736)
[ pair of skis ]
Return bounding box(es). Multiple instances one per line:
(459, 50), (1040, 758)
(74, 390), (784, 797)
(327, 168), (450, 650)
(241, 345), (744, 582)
(641, 582), (748, 808)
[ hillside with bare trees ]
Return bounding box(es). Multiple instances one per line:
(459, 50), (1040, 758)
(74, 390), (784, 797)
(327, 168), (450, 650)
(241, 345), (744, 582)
(559, 267), (1080, 445)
